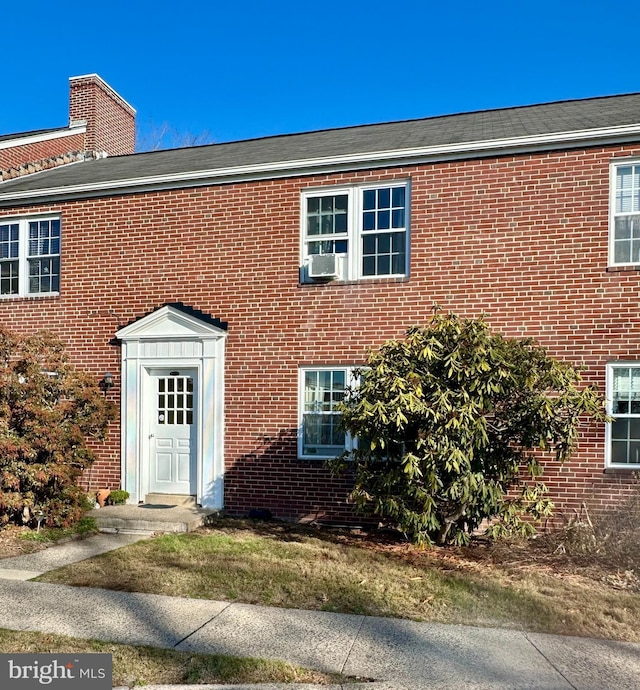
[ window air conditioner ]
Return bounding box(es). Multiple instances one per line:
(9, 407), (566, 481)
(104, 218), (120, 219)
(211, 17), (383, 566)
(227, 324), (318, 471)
(308, 254), (338, 279)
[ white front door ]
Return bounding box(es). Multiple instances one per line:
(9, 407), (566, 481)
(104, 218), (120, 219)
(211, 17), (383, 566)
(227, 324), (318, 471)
(149, 369), (197, 495)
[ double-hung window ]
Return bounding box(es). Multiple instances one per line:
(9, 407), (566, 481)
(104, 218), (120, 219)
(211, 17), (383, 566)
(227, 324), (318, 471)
(301, 181), (409, 281)
(606, 363), (640, 467)
(298, 367), (357, 459)
(610, 162), (640, 266)
(0, 216), (61, 296)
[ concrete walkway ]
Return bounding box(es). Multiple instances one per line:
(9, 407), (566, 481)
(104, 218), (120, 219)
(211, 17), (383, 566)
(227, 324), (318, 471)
(0, 534), (639, 690)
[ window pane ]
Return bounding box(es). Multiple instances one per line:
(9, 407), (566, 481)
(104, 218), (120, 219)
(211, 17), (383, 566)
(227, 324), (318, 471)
(631, 417), (640, 438)
(614, 400), (629, 414)
(377, 210), (390, 229)
(362, 256), (376, 275)
(611, 367), (640, 464)
(307, 194), (348, 238)
(302, 369), (347, 456)
(362, 234), (376, 255)
(392, 252), (405, 274)
(308, 239), (348, 254)
(615, 217), (631, 240)
(363, 190), (376, 210)
(392, 186), (405, 207)
(321, 215), (334, 233)
(28, 258), (60, 293)
(392, 233), (406, 252)
(612, 440), (630, 464)
(0, 224), (18, 260)
(28, 219), (61, 262)
(615, 167), (640, 263)
(308, 216), (320, 235)
(362, 232), (406, 276)
(335, 195), (348, 211)
(363, 211), (375, 231)
(321, 197), (334, 212)
(0, 260), (18, 295)
(358, 186), (407, 276)
(612, 418), (628, 440)
(615, 241), (631, 263)
(617, 167), (633, 213)
(392, 209), (405, 228)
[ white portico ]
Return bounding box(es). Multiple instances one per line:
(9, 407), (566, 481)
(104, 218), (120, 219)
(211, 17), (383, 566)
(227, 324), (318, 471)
(115, 305), (226, 509)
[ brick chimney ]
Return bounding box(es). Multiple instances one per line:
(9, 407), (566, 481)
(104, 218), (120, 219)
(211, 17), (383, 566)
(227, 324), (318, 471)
(69, 74), (136, 156)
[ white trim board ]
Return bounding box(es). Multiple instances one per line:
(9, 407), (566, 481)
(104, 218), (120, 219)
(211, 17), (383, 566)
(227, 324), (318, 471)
(1, 123), (640, 206)
(0, 125), (86, 151)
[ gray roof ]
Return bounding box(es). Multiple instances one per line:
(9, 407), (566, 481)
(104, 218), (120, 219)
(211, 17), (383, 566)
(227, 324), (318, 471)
(1, 92), (640, 203)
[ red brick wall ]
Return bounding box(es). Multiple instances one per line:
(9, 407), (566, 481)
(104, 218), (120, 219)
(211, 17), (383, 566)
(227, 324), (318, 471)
(1, 75), (134, 180)
(0, 133), (85, 172)
(69, 75), (135, 156)
(0, 141), (638, 521)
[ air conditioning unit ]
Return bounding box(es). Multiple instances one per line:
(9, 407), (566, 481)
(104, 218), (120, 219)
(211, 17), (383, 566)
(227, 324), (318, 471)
(307, 253), (338, 279)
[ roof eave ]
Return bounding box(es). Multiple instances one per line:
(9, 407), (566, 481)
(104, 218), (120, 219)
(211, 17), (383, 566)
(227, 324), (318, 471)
(0, 124), (87, 152)
(1, 123), (639, 207)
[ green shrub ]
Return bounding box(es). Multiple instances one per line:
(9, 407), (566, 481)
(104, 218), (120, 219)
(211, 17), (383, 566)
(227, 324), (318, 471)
(332, 313), (607, 546)
(0, 329), (116, 528)
(107, 490), (130, 505)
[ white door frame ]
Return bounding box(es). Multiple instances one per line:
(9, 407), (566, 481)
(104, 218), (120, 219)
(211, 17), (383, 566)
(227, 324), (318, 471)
(145, 366), (198, 496)
(116, 305), (226, 508)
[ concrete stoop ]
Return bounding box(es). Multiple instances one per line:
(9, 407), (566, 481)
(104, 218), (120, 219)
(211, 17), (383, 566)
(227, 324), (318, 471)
(144, 493), (198, 507)
(90, 501), (216, 534)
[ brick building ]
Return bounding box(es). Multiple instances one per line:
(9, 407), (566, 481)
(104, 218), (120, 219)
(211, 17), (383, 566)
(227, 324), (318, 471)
(1, 76), (639, 522)
(0, 74), (135, 180)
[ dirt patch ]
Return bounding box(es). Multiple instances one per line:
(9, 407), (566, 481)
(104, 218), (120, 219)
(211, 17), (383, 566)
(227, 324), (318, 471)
(0, 526), (51, 560)
(199, 518), (640, 594)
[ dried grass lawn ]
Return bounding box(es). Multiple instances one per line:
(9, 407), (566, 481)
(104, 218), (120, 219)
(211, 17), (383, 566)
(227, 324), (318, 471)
(0, 628), (341, 687)
(26, 517), (640, 643)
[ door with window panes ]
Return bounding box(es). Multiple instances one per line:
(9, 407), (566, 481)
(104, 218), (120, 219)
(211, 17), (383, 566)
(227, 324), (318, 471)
(149, 369), (197, 495)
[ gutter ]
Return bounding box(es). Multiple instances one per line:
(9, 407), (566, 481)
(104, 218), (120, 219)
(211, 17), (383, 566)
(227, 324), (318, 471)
(1, 123), (640, 206)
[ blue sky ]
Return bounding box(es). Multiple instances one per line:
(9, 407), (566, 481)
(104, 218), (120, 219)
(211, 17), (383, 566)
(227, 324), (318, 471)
(2, 1), (639, 149)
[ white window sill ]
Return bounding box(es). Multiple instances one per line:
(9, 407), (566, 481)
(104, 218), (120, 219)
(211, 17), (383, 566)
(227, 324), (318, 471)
(0, 292), (60, 300)
(606, 264), (640, 272)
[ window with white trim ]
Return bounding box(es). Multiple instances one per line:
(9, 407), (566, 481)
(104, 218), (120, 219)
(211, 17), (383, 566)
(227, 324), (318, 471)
(606, 363), (640, 467)
(0, 216), (60, 296)
(611, 162), (640, 265)
(301, 181), (409, 281)
(298, 367), (357, 459)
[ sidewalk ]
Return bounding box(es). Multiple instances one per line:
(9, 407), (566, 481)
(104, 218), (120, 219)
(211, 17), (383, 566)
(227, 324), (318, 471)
(1, 534), (640, 690)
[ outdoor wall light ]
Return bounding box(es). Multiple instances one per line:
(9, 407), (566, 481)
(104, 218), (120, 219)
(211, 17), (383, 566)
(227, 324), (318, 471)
(99, 372), (114, 395)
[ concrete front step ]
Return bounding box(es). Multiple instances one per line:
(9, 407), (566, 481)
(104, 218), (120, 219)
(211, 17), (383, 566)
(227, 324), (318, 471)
(90, 503), (216, 534)
(144, 493), (197, 507)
